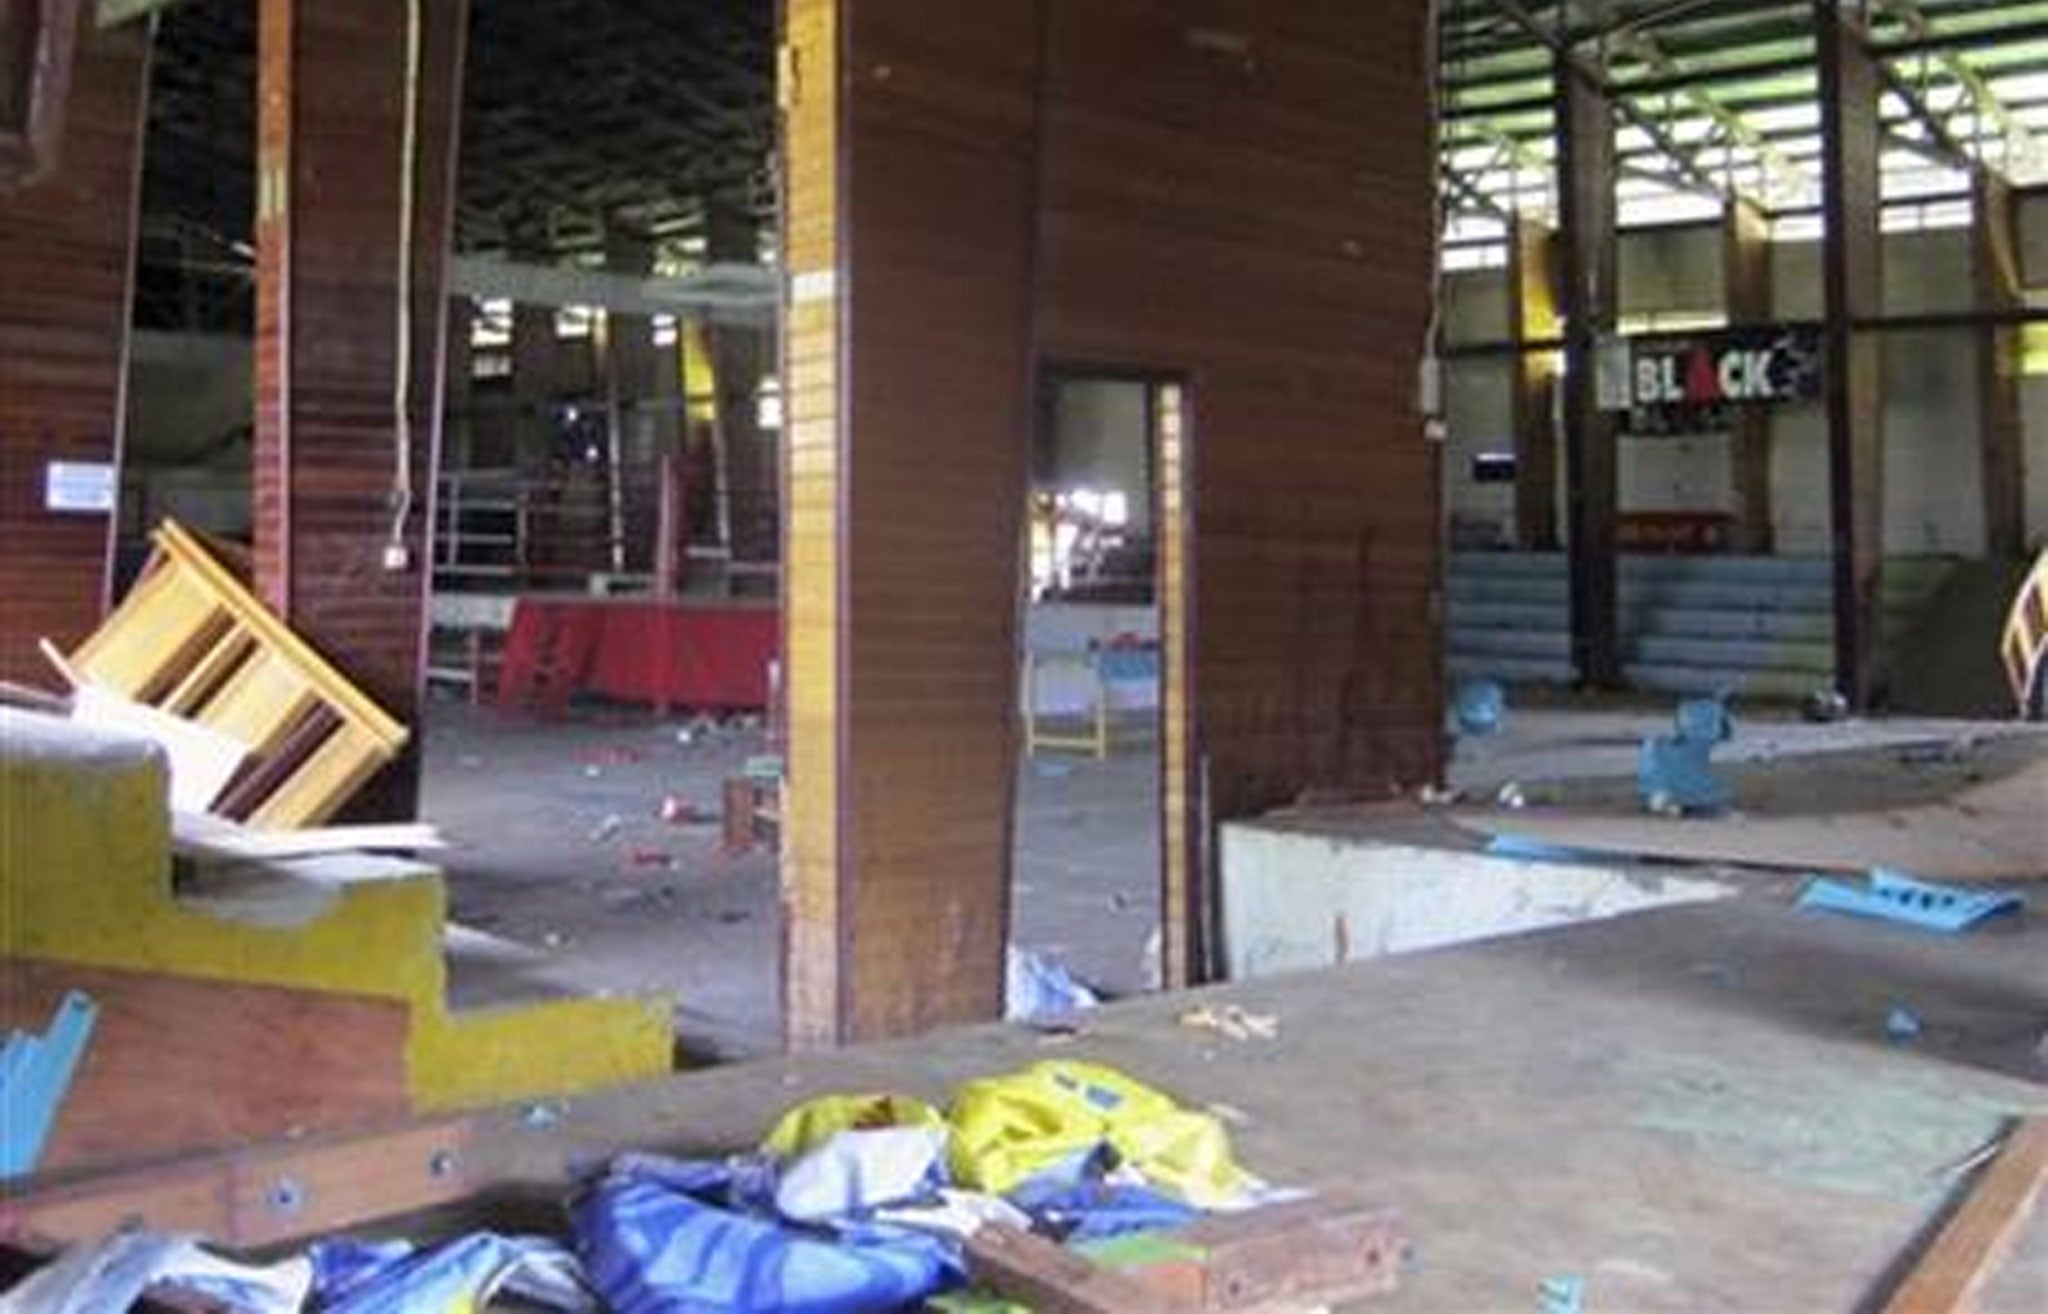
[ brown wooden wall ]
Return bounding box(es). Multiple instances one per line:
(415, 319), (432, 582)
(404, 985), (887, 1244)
(0, 8), (146, 684)
(783, 0), (1439, 1043)
(254, 0), (466, 817)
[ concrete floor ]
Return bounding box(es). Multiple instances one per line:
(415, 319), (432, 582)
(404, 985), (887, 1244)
(421, 691), (2042, 1062)
(419, 697), (1160, 1059)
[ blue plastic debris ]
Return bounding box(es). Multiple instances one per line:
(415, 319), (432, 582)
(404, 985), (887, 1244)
(1886, 1006), (1924, 1043)
(1636, 693), (1734, 814)
(1539, 1274), (1586, 1314)
(0, 990), (98, 1179)
(1486, 835), (1609, 865)
(1798, 869), (2026, 934)
(1454, 680), (1507, 737)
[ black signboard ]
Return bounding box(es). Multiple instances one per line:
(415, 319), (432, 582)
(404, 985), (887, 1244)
(1614, 326), (1823, 435)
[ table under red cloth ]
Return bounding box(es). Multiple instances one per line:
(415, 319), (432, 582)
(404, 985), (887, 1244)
(498, 596), (780, 712)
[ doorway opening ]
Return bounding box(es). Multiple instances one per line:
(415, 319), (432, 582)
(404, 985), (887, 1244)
(1010, 370), (1191, 1008)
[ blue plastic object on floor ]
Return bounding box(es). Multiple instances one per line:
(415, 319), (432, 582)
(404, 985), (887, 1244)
(1674, 696), (1733, 745)
(1486, 836), (1609, 865)
(1798, 869), (2026, 934)
(1637, 734), (1731, 814)
(1886, 1006), (1924, 1042)
(1454, 680), (1507, 737)
(572, 1155), (958, 1314)
(1539, 1274), (1585, 1314)
(0, 990), (98, 1179)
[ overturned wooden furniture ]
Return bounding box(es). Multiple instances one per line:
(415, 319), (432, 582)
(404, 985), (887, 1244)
(2002, 547), (2048, 719)
(65, 520), (406, 827)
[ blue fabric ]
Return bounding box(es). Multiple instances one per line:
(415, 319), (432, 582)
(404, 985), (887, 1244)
(1005, 1179), (1201, 1244)
(572, 1157), (958, 1314)
(309, 1233), (591, 1313)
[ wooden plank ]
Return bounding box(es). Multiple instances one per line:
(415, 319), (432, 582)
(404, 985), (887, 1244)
(3, 1119), (475, 1249)
(966, 1224), (1184, 1314)
(0, 961), (410, 1179)
(1142, 1191), (1407, 1310)
(1509, 217), (1561, 551)
(1883, 1118), (2048, 1314)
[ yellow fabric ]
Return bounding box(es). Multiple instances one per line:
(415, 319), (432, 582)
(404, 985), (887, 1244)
(946, 1060), (1258, 1208)
(760, 1093), (947, 1160)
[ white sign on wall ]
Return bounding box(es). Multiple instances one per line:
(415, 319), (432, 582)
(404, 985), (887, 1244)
(44, 461), (117, 514)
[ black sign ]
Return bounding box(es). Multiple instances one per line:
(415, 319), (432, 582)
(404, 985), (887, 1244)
(1613, 327), (1822, 434)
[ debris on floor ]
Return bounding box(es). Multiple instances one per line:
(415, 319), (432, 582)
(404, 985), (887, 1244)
(1885, 1006), (1924, 1043)
(1797, 869), (2025, 933)
(1453, 679), (1507, 737)
(1005, 948), (1100, 1022)
(1176, 1003), (1279, 1044)
(0, 992), (97, 1180)
(0, 1062), (1404, 1312)
(1538, 1273), (1586, 1314)
(1637, 696), (1732, 816)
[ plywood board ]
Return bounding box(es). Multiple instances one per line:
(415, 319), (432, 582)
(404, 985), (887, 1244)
(0, 960), (410, 1177)
(1457, 759), (2048, 883)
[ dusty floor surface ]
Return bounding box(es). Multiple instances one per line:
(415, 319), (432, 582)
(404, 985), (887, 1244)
(422, 692), (2043, 1059)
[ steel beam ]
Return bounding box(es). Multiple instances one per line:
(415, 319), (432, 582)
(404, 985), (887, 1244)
(1818, 0), (1887, 710)
(1556, 55), (1621, 688)
(1509, 216), (1562, 550)
(1725, 198), (1775, 554)
(1973, 170), (2027, 559)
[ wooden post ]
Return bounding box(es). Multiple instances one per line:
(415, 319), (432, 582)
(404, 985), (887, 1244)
(1508, 217), (1561, 550)
(1557, 60), (1621, 687)
(1973, 170), (2026, 562)
(1725, 198), (1775, 555)
(253, 0), (468, 819)
(707, 201), (773, 567)
(1818, 0), (1886, 708)
(0, 4), (146, 684)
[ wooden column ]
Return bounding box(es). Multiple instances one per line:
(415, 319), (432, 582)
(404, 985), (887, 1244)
(1508, 216), (1561, 550)
(1974, 170), (2026, 561)
(1817, 0), (1886, 707)
(0, 5), (146, 684)
(1556, 60), (1621, 687)
(780, 0), (1038, 1046)
(1725, 198), (1775, 555)
(254, 0), (467, 818)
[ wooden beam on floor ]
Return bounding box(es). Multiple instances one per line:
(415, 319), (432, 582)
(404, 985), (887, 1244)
(1882, 1117), (2048, 1314)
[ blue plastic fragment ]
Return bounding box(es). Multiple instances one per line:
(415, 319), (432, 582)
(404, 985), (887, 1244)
(1539, 1274), (1586, 1314)
(1674, 696), (1733, 745)
(0, 991), (99, 1179)
(1798, 869), (2026, 934)
(1454, 680), (1507, 737)
(1886, 1006), (1924, 1042)
(1487, 835), (1609, 865)
(1637, 734), (1732, 814)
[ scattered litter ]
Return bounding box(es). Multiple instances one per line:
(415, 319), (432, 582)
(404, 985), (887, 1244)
(1453, 679), (1507, 737)
(1005, 948), (1100, 1022)
(658, 795), (709, 825)
(587, 814), (624, 843)
(1419, 783), (1462, 807)
(1206, 1102), (1253, 1128)
(1799, 869), (2025, 933)
(541, 931), (573, 950)
(1886, 1006), (1924, 1042)
(582, 765), (604, 780)
(628, 848), (676, 870)
(1803, 688), (1850, 723)
(1177, 1003), (1279, 1043)
(1497, 781), (1530, 810)
(1540, 1274), (1586, 1314)
(520, 1101), (568, 1130)
(1034, 760), (1074, 779)
(1487, 835), (1606, 864)
(457, 754), (483, 770)
(0, 991), (98, 1179)
(1637, 695), (1732, 816)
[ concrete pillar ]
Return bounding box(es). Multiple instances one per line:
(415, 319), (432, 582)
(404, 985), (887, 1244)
(707, 200), (774, 566)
